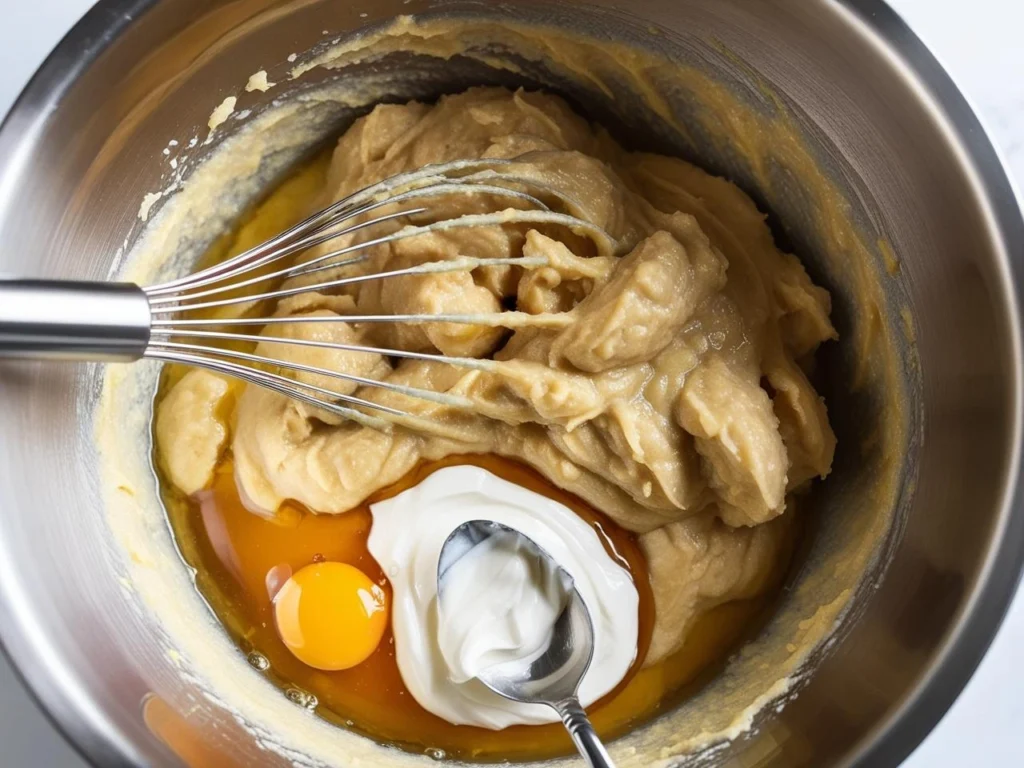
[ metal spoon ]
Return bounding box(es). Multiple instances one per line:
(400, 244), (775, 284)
(437, 520), (615, 768)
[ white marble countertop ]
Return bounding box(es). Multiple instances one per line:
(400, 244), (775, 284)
(0, 0), (1021, 765)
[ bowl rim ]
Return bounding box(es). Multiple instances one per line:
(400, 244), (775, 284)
(0, 1), (1021, 766)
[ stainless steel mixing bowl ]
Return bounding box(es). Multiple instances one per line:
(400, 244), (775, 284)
(0, 1), (1021, 766)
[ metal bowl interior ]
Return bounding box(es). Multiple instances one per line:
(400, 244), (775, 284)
(0, 1), (1020, 766)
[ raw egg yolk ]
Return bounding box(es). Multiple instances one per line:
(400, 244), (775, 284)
(273, 562), (388, 671)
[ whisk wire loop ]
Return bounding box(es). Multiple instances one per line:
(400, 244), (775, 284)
(133, 159), (617, 423)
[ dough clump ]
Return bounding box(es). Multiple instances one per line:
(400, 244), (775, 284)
(156, 88), (837, 663)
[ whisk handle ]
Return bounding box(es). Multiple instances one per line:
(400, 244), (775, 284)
(0, 279), (151, 362)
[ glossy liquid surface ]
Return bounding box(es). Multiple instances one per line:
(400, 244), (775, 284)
(164, 452), (782, 761)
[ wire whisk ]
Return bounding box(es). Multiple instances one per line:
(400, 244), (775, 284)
(0, 158), (619, 429)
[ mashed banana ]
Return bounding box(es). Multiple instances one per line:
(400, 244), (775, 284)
(156, 87), (836, 665)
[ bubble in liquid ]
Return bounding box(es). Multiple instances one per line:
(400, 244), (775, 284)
(285, 688), (319, 710)
(425, 747), (446, 761)
(246, 652), (270, 671)
(708, 330), (727, 349)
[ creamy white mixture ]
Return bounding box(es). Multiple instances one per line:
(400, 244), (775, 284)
(367, 466), (639, 729)
(437, 527), (572, 685)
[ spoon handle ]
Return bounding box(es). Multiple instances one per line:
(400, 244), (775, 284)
(554, 697), (616, 768)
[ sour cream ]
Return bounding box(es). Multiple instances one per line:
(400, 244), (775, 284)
(367, 465), (639, 729)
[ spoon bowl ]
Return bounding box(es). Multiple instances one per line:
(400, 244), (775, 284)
(437, 520), (615, 767)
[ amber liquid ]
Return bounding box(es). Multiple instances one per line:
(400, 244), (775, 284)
(164, 453), (779, 761)
(156, 150), (793, 762)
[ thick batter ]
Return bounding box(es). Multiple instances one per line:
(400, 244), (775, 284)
(156, 87), (835, 673)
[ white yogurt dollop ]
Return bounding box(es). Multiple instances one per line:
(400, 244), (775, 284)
(368, 465), (639, 729)
(437, 526), (575, 685)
